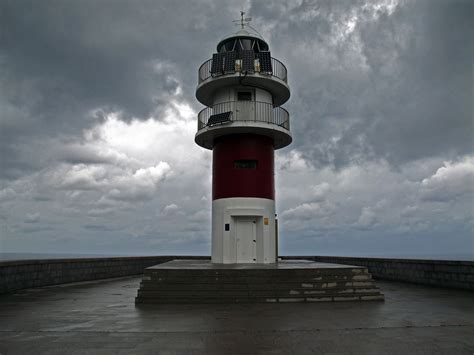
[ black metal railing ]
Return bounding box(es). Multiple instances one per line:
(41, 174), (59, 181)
(197, 101), (290, 131)
(198, 57), (288, 83)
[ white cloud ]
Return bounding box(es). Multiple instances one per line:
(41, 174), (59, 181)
(278, 151), (473, 238)
(160, 203), (182, 217)
(60, 164), (108, 190)
(421, 157), (474, 202)
(133, 163), (171, 184)
(0, 188), (16, 201)
(281, 202), (323, 221)
(278, 150), (310, 172)
(87, 105), (202, 169)
(355, 207), (377, 230)
(310, 182), (331, 201)
(103, 162), (171, 202)
(59, 142), (138, 167)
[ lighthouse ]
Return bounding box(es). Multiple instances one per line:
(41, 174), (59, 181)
(195, 14), (291, 264)
(137, 15), (384, 304)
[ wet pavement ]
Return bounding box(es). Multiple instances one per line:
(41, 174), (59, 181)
(0, 276), (473, 354)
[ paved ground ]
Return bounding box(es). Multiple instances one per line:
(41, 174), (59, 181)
(147, 259), (365, 270)
(0, 276), (473, 354)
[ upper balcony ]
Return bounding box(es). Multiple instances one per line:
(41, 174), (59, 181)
(196, 53), (290, 107)
(195, 100), (292, 150)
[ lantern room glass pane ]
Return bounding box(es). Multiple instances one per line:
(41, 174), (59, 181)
(225, 40), (235, 52)
(258, 40), (269, 51)
(241, 39), (252, 50)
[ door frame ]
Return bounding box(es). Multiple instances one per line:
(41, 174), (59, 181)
(224, 208), (264, 263)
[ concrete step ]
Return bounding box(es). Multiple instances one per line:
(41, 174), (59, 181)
(143, 268), (370, 278)
(136, 288), (382, 298)
(139, 280), (377, 290)
(135, 293), (385, 304)
(141, 274), (373, 284)
(135, 260), (384, 304)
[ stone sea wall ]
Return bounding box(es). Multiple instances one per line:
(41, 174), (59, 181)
(0, 256), (207, 294)
(283, 256), (474, 291)
(0, 255), (472, 294)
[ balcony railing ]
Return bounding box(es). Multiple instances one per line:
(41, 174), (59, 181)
(197, 101), (290, 131)
(198, 56), (288, 84)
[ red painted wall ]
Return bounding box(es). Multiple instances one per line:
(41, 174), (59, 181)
(212, 134), (274, 200)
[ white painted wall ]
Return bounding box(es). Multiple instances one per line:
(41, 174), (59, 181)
(213, 88), (232, 105)
(212, 197), (276, 264)
(212, 87), (272, 105)
(255, 88), (272, 104)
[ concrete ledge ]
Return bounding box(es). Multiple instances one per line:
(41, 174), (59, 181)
(0, 255), (208, 294)
(1, 255), (473, 294)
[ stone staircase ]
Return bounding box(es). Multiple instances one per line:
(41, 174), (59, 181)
(135, 260), (384, 304)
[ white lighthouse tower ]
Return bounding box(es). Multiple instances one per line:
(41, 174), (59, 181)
(195, 14), (291, 264)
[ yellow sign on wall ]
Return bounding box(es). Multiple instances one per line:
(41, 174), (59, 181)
(264, 217), (269, 225)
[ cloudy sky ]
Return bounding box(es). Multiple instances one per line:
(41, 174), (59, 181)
(1, 0), (472, 259)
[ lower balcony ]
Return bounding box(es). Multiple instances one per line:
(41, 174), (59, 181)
(195, 101), (292, 150)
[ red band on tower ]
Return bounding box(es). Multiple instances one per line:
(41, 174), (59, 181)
(212, 134), (274, 200)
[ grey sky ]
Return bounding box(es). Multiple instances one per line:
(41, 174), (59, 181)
(0, 0), (472, 259)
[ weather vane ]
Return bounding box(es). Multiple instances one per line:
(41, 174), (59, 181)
(233, 11), (252, 29)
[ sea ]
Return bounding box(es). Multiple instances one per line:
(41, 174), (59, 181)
(0, 252), (156, 261)
(1, 252), (472, 262)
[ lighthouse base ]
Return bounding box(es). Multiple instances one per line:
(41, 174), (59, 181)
(135, 259), (385, 304)
(212, 198), (276, 264)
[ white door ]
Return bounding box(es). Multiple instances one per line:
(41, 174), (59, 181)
(235, 217), (257, 263)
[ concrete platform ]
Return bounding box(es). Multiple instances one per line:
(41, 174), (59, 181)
(145, 259), (365, 270)
(0, 276), (473, 353)
(136, 260), (385, 303)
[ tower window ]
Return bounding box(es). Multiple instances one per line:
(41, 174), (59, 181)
(237, 91), (252, 101)
(234, 160), (258, 169)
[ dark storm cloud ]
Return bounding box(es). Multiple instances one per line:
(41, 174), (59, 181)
(0, 0), (236, 179)
(3, 1), (183, 120)
(2, 0), (471, 180)
(251, 0), (473, 167)
(359, 0), (473, 164)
